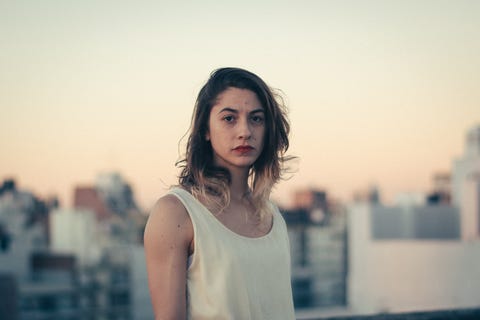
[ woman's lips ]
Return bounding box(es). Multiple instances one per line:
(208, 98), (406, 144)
(233, 146), (254, 153)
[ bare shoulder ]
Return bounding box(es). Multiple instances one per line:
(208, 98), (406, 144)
(149, 193), (190, 225)
(144, 192), (192, 319)
(144, 193), (193, 247)
(151, 193), (189, 219)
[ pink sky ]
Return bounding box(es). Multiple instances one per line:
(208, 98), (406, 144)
(1, 1), (479, 209)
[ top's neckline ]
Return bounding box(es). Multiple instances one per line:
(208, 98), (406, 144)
(174, 188), (275, 240)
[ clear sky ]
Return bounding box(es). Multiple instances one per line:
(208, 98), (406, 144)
(1, 0), (479, 209)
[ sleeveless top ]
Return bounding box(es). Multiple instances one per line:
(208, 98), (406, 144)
(169, 187), (296, 320)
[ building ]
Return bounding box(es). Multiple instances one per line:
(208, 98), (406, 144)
(348, 203), (480, 314)
(0, 175), (151, 319)
(73, 173), (146, 244)
(426, 172), (451, 204)
(0, 179), (83, 319)
(347, 125), (480, 314)
(0, 179), (49, 279)
(452, 125), (480, 240)
(95, 172), (139, 217)
(130, 244), (155, 320)
(370, 204), (460, 239)
(74, 186), (114, 221)
(282, 189), (348, 309)
(50, 208), (102, 266)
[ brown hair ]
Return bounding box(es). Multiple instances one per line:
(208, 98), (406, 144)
(177, 67), (291, 220)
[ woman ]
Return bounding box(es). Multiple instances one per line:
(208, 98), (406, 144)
(144, 67), (295, 319)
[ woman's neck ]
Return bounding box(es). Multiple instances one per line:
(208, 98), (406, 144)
(228, 168), (250, 202)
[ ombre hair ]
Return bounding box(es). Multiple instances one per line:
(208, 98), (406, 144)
(177, 67), (291, 221)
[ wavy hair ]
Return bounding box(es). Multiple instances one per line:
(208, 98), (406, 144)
(177, 67), (291, 221)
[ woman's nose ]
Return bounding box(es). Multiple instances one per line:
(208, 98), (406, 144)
(238, 119), (252, 140)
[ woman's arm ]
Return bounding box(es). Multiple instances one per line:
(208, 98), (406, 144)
(144, 194), (193, 320)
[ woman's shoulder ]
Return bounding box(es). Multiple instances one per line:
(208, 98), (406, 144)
(150, 190), (189, 221)
(145, 190), (193, 242)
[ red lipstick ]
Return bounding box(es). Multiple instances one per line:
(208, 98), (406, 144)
(233, 146), (254, 154)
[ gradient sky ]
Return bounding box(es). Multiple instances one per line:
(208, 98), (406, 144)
(1, 0), (479, 209)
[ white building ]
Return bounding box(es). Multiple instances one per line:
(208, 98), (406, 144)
(50, 208), (101, 266)
(452, 125), (480, 240)
(0, 189), (47, 280)
(348, 203), (480, 314)
(347, 125), (480, 314)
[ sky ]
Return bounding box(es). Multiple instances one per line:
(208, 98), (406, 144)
(1, 0), (479, 210)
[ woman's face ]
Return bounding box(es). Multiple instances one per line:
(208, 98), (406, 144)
(206, 87), (265, 173)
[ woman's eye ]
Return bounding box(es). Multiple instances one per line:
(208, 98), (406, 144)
(251, 115), (264, 123)
(223, 115), (234, 122)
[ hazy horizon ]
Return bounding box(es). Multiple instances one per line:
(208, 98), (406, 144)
(1, 0), (479, 209)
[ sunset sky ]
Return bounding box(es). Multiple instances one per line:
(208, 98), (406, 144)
(1, 0), (479, 209)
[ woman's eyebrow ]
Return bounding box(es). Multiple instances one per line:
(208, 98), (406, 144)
(217, 107), (264, 114)
(250, 108), (264, 114)
(218, 107), (238, 114)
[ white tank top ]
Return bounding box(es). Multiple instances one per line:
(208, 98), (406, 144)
(169, 187), (296, 320)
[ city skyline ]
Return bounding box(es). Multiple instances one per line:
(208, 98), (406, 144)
(1, 1), (479, 209)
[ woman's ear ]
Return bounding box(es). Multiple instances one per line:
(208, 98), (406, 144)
(205, 131), (210, 141)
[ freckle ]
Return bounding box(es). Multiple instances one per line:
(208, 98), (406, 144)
(177, 224), (180, 228)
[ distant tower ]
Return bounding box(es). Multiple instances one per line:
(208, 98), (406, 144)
(95, 172), (137, 216)
(292, 189), (328, 224)
(452, 125), (480, 240)
(426, 172), (451, 205)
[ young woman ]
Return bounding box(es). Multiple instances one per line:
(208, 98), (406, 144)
(144, 67), (295, 319)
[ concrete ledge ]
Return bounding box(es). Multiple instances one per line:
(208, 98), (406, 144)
(302, 308), (480, 320)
